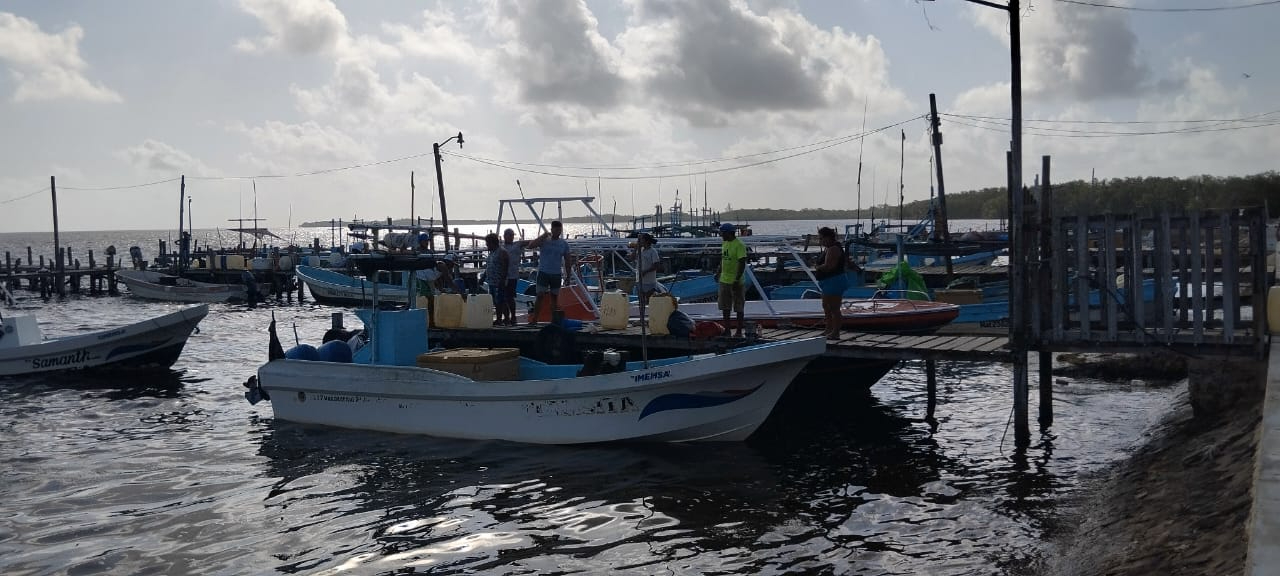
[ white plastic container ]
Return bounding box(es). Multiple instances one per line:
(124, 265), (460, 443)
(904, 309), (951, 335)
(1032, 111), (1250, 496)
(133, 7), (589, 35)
(305, 255), (321, 267)
(599, 291), (630, 330)
(250, 257), (271, 271)
(434, 293), (464, 328)
(462, 293), (494, 329)
(278, 255), (295, 271)
(647, 294), (676, 335)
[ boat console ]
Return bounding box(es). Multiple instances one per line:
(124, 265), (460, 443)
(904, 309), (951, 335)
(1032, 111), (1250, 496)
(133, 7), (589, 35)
(0, 315), (42, 349)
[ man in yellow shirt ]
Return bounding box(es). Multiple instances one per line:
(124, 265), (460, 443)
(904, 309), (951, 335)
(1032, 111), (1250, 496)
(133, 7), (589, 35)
(717, 223), (747, 337)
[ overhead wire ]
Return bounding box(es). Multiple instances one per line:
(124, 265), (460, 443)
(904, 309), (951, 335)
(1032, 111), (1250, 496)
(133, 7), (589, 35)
(0, 186), (51, 205)
(1054, 0), (1280, 12)
(442, 115), (927, 179)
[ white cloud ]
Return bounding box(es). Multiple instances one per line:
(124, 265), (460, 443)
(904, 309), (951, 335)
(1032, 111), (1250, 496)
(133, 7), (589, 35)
(972, 2), (1148, 100)
(231, 120), (374, 175)
(118, 140), (214, 176)
(483, 0), (625, 109)
(618, 0), (907, 125)
(384, 6), (482, 66)
(0, 12), (121, 103)
(235, 0), (348, 55)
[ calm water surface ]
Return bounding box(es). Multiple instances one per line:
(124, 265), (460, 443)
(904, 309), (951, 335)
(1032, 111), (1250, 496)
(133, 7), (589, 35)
(1, 227), (1178, 575)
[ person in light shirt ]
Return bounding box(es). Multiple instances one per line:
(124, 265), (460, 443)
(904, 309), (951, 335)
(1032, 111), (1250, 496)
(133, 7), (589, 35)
(525, 220), (573, 325)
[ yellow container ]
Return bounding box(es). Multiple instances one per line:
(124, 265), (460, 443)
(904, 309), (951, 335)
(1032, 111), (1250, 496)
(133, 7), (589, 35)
(599, 291), (630, 330)
(463, 293), (494, 329)
(434, 293), (464, 328)
(647, 294), (676, 335)
(417, 347), (520, 380)
(1268, 285), (1280, 335)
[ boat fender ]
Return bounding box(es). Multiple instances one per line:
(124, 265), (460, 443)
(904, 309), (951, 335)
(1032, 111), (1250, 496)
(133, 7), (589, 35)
(316, 340), (353, 363)
(285, 344), (319, 361)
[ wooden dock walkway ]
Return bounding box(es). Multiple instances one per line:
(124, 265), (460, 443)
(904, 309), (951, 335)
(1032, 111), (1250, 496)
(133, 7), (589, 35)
(429, 324), (1013, 363)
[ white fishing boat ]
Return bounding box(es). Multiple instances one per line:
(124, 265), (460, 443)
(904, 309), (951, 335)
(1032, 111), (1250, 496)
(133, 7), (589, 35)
(247, 307), (825, 444)
(0, 305), (208, 377)
(117, 270), (248, 303)
(294, 265), (411, 306)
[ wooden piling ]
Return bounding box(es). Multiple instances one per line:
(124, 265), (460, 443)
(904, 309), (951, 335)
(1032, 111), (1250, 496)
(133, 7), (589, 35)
(926, 359), (938, 423)
(1038, 156), (1053, 428)
(51, 176), (64, 296)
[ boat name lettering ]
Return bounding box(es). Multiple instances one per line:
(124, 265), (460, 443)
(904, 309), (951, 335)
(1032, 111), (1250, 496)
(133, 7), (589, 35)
(631, 370), (671, 383)
(96, 329), (126, 340)
(312, 393), (368, 403)
(979, 319), (1011, 328)
(31, 349), (96, 369)
(527, 396), (637, 416)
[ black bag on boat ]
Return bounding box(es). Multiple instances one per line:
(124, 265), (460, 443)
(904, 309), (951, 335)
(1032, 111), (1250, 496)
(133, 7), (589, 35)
(667, 310), (695, 338)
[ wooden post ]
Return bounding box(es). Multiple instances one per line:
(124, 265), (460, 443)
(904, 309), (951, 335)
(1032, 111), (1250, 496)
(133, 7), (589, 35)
(1130, 219), (1145, 335)
(1177, 219), (1190, 325)
(51, 176), (64, 296)
(1221, 210), (1235, 344)
(1158, 212), (1174, 342)
(1103, 214), (1118, 341)
(1038, 156), (1053, 428)
(926, 359), (938, 424)
(1075, 214), (1090, 339)
(1008, 150), (1029, 447)
(88, 250), (95, 269)
(4, 252), (9, 274)
(1190, 212), (1204, 343)
(1251, 207), (1268, 355)
(26, 247), (33, 269)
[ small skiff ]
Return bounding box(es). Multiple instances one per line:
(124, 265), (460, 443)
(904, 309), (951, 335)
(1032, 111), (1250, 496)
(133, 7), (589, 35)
(117, 270), (247, 304)
(0, 305), (208, 377)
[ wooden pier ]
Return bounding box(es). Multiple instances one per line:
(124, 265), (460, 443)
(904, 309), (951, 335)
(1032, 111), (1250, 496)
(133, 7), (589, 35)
(3, 247), (119, 297)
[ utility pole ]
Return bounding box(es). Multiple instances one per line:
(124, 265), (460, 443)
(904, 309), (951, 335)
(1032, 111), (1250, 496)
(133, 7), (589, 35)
(898, 129), (905, 229)
(928, 94), (954, 276)
(432, 132), (464, 252)
(410, 171), (415, 230)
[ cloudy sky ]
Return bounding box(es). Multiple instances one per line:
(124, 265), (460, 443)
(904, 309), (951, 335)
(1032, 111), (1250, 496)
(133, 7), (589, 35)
(1, 0), (1277, 232)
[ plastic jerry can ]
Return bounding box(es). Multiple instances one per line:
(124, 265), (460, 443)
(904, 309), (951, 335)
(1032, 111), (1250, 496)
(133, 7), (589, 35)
(599, 291), (630, 330)
(647, 294), (676, 335)
(463, 293), (495, 329)
(434, 293), (464, 328)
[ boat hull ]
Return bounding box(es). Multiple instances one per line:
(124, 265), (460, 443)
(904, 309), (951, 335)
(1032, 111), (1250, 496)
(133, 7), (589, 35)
(255, 338), (825, 444)
(117, 270), (246, 303)
(295, 265), (410, 306)
(0, 305), (208, 377)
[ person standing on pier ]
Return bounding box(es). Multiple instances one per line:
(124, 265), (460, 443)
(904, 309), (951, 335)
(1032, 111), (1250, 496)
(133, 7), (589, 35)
(717, 223), (747, 337)
(636, 233), (660, 304)
(526, 220), (573, 325)
(483, 233), (510, 325)
(814, 226), (849, 339)
(502, 228), (524, 325)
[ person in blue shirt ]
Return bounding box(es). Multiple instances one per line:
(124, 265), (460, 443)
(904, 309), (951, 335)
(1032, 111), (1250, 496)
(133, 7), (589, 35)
(525, 220), (573, 324)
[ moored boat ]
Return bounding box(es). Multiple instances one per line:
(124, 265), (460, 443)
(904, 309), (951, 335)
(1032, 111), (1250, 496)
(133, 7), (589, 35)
(0, 305), (208, 377)
(117, 270), (248, 304)
(248, 307), (826, 444)
(294, 265), (411, 307)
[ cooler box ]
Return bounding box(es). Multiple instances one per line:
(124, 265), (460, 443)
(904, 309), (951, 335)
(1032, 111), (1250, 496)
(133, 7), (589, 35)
(417, 348), (520, 381)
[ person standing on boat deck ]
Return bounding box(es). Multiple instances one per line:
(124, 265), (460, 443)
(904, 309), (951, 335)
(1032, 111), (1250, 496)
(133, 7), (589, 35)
(502, 228), (524, 326)
(483, 233), (510, 324)
(814, 226), (849, 339)
(636, 233), (660, 304)
(717, 223), (747, 337)
(525, 220), (573, 325)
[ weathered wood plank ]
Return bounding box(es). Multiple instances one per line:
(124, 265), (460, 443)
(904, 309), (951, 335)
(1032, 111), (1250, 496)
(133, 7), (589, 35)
(1158, 212), (1174, 342)
(1129, 218), (1145, 335)
(1075, 215), (1090, 339)
(1190, 212), (1204, 344)
(1221, 210), (1235, 344)
(1104, 213), (1118, 341)
(1052, 214), (1065, 341)
(1177, 219), (1190, 324)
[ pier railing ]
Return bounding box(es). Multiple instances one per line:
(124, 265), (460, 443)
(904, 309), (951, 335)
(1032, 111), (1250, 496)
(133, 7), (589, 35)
(1034, 206), (1269, 354)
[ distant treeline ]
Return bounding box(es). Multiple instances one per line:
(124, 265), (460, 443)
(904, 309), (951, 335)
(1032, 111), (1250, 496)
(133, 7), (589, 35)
(718, 171), (1279, 222)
